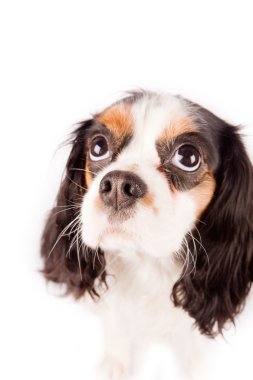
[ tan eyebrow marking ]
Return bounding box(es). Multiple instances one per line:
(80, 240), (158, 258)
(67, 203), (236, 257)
(160, 116), (197, 142)
(96, 102), (133, 143)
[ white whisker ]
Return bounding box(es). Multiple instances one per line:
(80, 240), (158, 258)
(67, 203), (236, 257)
(48, 215), (80, 258)
(76, 219), (83, 280)
(52, 206), (79, 217)
(66, 175), (87, 191)
(70, 167), (97, 176)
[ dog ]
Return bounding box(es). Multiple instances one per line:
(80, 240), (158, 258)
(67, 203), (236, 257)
(41, 90), (253, 379)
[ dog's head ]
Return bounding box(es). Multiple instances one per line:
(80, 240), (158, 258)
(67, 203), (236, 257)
(41, 91), (253, 336)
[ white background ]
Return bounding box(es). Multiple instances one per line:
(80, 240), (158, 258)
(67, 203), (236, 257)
(1, 1), (253, 379)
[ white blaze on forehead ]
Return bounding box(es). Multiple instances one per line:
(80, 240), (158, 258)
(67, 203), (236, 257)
(119, 93), (187, 163)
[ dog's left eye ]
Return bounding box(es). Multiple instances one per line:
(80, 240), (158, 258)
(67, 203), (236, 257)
(90, 136), (110, 161)
(172, 145), (201, 172)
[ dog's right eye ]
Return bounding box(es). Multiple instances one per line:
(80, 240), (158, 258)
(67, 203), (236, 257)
(90, 136), (110, 161)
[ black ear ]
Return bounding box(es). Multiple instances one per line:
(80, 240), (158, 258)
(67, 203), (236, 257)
(41, 120), (106, 298)
(173, 123), (253, 337)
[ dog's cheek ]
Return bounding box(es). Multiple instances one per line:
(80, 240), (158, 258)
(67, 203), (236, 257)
(127, 190), (196, 258)
(188, 173), (216, 218)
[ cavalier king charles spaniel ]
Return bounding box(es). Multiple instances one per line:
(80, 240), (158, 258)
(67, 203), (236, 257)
(41, 91), (253, 379)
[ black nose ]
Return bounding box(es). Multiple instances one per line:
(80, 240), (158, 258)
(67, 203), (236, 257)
(99, 170), (147, 211)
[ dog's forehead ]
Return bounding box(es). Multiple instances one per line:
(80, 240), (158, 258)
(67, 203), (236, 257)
(97, 92), (197, 158)
(131, 93), (192, 139)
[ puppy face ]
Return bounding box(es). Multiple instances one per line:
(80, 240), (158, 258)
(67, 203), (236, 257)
(42, 90), (253, 336)
(81, 93), (217, 259)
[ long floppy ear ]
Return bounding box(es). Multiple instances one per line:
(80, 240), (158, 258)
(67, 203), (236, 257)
(173, 124), (253, 337)
(41, 120), (106, 298)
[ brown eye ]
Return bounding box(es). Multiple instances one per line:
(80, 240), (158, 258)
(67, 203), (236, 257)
(172, 145), (201, 172)
(90, 136), (110, 161)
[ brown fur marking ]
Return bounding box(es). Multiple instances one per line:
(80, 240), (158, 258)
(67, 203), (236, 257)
(85, 160), (93, 188)
(189, 172), (216, 218)
(160, 116), (197, 142)
(96, 102), (133, 143)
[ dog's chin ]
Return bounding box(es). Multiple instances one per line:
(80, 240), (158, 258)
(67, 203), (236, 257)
(95, 227), (139, 256)
(84, 227), (182, 262)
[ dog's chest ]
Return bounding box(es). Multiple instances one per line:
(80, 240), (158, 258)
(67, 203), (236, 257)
(99, 252), (189, 339)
